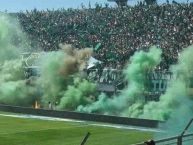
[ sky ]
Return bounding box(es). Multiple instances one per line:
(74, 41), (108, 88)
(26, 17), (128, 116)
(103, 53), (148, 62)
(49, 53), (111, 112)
(0, 0), (191, 12)
(0, 0), (114, 12)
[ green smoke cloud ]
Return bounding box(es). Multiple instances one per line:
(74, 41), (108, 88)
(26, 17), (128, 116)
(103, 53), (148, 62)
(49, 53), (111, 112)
(1, 12), (193, 135)
(77, 44), (193, 132)
(0, 13), (96, 108)
(57, 78), (96, 110)
(115, 45), (193, 140)
(130, 46), (193, 121)
(37, 51), (67, 106)
(77, 46), (162, 115)
(0, 14), (26, 63)
(0, 59), (31, 105)
(37, 48), (96, 109)
(152, 46), (193, 138)
(0, 14), (38, 106)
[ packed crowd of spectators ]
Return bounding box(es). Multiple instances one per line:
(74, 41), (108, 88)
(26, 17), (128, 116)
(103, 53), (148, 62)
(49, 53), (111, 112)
(15, 3), (193, 70)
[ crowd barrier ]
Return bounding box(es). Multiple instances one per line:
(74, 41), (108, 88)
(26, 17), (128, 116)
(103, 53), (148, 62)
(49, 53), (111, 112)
(0, 104), (162, 128)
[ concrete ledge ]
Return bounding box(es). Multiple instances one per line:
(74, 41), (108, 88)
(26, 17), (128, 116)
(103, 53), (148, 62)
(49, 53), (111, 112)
(0, 104), (162, 128)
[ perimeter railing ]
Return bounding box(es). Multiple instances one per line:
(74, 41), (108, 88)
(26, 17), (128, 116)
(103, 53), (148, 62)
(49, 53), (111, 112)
(133, 119), (193, 145)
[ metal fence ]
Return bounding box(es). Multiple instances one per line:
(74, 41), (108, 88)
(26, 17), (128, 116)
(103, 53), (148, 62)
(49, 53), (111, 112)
(134, 133), (193, 145)
(133, 119), (193, 145)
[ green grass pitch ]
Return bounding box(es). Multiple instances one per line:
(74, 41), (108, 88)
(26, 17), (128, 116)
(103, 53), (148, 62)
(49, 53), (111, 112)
(0, 112), (153, 145)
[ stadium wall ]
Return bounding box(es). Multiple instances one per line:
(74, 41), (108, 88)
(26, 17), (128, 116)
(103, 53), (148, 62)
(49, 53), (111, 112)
(0, 104), (162, 128)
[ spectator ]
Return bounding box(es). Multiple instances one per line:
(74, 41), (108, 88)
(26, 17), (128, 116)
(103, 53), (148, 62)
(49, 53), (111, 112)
(13, 3), (193, 70)
(48, 101), (52, 110)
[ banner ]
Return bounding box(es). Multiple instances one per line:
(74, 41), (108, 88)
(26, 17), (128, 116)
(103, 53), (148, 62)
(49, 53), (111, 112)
(146, 71), (173, 93)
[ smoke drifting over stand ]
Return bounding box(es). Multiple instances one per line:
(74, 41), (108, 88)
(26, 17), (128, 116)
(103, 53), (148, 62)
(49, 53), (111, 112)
(37, 44), (95, 109)
(0, 14), (37, 106)
(1, 13), (193, 136)
(77, 47), (162, 115)
(0, 14), (96, 108)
